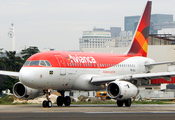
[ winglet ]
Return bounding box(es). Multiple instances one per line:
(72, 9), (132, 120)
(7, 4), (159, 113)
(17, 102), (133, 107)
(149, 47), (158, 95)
(126, 1), (152, 57)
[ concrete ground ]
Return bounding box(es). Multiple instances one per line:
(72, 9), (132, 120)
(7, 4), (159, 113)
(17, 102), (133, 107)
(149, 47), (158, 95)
(1, 104), (175, 120)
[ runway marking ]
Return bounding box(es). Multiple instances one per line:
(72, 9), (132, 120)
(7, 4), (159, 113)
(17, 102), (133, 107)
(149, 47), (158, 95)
(43, 108), (69, 113)
(43, 108), (56, 112)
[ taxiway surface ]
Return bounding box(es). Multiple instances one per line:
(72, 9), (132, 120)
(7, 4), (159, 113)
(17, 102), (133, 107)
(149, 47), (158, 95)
(0, 104), (175, 120)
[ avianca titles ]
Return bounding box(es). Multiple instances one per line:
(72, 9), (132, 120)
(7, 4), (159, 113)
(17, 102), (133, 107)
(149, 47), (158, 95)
(1, 1), (175, 108)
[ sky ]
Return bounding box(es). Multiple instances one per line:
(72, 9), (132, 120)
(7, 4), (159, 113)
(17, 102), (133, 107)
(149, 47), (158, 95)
(0, 0), (175, 52)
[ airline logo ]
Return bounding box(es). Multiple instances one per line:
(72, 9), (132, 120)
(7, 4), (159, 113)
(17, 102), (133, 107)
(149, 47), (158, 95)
(129, 26), (149, 57)
(135, 30), (148, 54)
(67, 54), (97, 63)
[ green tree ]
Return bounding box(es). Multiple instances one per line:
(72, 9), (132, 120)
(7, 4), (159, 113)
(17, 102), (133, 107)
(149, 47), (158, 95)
(0, 48), (3, 55)
(0, 48), (5, 69)
(0, 51), (23, 93)
(0, 46), (40, 93)
(0, 48), (6, 94)
(1, 51), (23, 71)
(21, 46), (40, 61)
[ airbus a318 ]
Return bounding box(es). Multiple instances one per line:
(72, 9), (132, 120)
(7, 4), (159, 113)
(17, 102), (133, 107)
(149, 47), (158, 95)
(1, 1), (174, 107)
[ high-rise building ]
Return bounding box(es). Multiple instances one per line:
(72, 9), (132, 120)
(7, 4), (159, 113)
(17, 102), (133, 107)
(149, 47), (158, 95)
(125, 16), (140, 33)
(109, 27), (121, 38)
(125, 14), (173, 34)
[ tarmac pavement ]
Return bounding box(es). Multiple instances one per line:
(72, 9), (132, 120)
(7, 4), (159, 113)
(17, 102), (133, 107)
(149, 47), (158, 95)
(0, 104), (175, 120)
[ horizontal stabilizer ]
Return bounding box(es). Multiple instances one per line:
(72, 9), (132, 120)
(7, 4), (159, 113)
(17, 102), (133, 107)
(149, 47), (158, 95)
(145, 61), (175, 66)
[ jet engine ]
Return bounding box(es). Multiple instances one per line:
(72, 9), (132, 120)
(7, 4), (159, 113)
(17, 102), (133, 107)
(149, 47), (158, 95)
(106, 80), (139, 99)
(13, 82), (43, 100)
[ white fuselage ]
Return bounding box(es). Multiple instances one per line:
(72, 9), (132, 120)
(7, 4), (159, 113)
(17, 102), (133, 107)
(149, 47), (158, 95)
(19, 56), (155, 91)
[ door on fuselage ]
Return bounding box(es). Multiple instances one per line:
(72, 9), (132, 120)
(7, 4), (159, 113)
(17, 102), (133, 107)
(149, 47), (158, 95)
(55, 55), (66, 75)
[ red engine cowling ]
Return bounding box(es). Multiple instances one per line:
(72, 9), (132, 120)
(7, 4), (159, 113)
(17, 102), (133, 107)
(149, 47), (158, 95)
(106, 80), (139, 100)
(13, 82), (42, 100)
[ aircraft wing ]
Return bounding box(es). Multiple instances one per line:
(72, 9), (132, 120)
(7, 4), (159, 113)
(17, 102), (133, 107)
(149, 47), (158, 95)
(0, 70), (19, 79)
(132, 72), (175, 81)
(91, 71), (175, 85)
(91, 75), (132, 85)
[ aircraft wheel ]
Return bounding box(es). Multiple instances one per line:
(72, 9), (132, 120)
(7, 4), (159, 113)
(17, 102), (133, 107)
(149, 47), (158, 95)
(42, 100), (48, 108)
(42, 100), (52, 107)
(47, 100), (52, 107)
(64, 96), (71, 106)
(125, 98), (131, 107)
(57, 96), (64, 106)
(117, 100), (123, 107)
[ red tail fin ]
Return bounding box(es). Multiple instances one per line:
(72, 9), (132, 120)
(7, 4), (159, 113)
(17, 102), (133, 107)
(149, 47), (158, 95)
(126, 1), (152, 57)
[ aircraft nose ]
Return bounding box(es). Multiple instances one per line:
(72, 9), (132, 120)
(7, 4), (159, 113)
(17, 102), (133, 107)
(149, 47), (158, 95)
(19, 67), (34, 87)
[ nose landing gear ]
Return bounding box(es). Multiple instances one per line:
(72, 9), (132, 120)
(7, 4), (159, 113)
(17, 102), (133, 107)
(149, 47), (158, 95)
(42, 89), (52, 108)
(42, 90), (71, 108)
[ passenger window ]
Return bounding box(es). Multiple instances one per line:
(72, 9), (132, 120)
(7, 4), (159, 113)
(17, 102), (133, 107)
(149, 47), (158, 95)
(30, 61), (39, 66)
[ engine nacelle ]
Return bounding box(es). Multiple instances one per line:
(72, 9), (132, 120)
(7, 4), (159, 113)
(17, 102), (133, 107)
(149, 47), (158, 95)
(107, 80), (139, 100)
(13, 82), (42, 100)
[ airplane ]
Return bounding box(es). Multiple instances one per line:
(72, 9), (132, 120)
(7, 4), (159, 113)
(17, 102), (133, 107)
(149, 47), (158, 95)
(0, 1), (175, 108)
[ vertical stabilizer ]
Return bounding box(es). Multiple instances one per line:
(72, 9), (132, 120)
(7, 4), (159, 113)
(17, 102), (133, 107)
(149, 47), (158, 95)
(126, 1), (152, 57)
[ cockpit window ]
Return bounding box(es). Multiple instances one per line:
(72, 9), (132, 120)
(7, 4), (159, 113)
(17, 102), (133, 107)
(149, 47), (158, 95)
(24, 60), (51, 67)
(45, 61), (51, 66)
(40, 60), (46, 66)
(30, 61), (40, 66)
(24, 61), (31, 66)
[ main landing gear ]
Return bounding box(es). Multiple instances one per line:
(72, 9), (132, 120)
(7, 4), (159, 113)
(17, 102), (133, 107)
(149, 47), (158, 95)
(117, 98), (132, 107)
(42, 90), (71, 108)
(57, 91), (71, 106)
